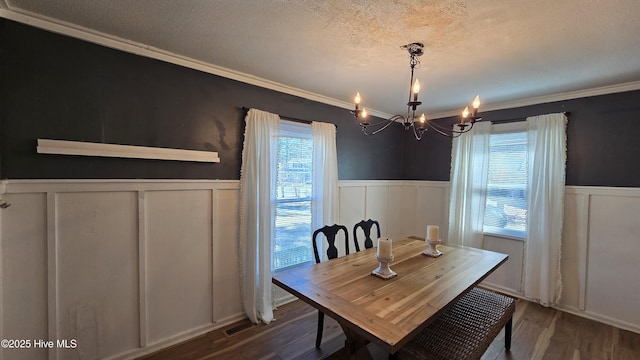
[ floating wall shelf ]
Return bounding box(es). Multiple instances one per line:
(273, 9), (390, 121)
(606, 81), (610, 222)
(37, 139), (220, 163)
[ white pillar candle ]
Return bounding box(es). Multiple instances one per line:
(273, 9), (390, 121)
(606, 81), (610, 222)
(377, 238), (392, 258)
(427, 225), (439, 241)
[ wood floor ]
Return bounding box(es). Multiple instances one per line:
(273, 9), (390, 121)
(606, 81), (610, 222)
(138, 297), (640, 360)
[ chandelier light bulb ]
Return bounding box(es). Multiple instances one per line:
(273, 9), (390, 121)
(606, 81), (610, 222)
(349, 42), (481, 139)
(412, 79), (421, 94)
(462, 106), (470, 118)
(473, 95), (481, 109)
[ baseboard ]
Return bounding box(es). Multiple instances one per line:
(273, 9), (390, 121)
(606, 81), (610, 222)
(110, 313), (247, 360)
(481, 282), (640, 335)
(554, 304), (640, 335)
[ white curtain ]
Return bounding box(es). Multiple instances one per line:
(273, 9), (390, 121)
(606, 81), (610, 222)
(524, 113), (568, 306)
(239, 110), (339, 324)
(239, 108), (279, 324)
(311, 121), (339, 231)
(448, 121), (492, 247)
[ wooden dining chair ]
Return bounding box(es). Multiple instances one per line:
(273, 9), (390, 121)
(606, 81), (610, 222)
(353, 219), (381, 252)
(312, 224), (349, 347)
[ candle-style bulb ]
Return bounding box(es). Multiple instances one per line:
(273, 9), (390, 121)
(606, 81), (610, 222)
(354, 92), (361, 104)
(419, 113), (426, 123)
(472, 95), (480, 109)
(361, 108), (367, 118)
(412, 79), (421, 94)
(462, 106), (470, 118)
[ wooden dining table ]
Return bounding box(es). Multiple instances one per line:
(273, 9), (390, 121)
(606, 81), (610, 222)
(272, 236), (508, 359)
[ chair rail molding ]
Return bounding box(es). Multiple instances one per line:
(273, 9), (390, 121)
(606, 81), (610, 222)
(37, 138), (220, 163)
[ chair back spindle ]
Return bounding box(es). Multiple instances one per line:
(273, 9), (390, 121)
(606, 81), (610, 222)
(311, 223), (349, 348)
(353, 219), (381, 252)
(312, 224), (349, 263)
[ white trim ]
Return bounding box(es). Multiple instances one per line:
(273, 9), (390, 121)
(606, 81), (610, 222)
(3, 180), (636, 195)
(210, 189), (218, 324)
(0, 190), (3, 360)
(119, 311), (243, 360)
(577, 193), (590, 311)
(0, 8), (375, 117)
(481, 282), (640, 335)
(137, 190), (148, 348)
(555, 303), (640, 335)
(483, 228), (526, 242)
(338, 179), (450, 188)
(491, 121), (527, 133)
(5, 8), (638, 120)
(107, 320), (239, 360)
(36, 139), (220, 163)
(0, 179), (248, 360)
(1, 179), (240, 194)
(279, 120), (312, 139)
(46, 192), (58, 360)
(565, 185), (640, 196)
(430, 81), (640, 119)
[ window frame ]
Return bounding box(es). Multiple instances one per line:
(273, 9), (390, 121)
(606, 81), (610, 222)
(483, 121), (528, 241)
(273, 120), (315, 272)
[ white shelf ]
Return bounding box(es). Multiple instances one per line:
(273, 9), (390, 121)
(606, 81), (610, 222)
(37, 139), (220, 163)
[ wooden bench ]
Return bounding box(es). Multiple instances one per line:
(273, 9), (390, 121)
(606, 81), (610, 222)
(394, 287), (515, 360)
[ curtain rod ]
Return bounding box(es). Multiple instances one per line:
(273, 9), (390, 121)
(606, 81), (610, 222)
(241, 107), (313, 125)
(490, 111), (570, 124)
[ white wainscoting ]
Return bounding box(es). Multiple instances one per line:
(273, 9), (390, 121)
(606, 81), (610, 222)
(0, 180), (243, 360)
(2, 180), (638, 360)
(480, 186), (640, 335)
(337, 180), (450, 243)
(338, 181), (640, 334)
(556, 186), (640, 334)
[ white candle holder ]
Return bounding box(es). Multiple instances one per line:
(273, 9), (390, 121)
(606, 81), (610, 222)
(371, 255), (397, 280)
(423, 239), (443, 257)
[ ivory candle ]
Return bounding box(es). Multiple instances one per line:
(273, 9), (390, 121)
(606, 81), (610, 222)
(427, 225), (439, 241)
(377, 238), (392, 258)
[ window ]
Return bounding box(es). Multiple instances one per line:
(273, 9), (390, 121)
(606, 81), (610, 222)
(483, 126), (528, 239)
(273, 122), (313, 270)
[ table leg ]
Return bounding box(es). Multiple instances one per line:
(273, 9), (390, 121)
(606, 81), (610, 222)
(341, 326), (373, 360)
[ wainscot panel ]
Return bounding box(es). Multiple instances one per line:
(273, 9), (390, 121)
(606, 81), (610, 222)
(337, 180), (449, 250)
(2, 180), (638, 360)
(0, 180), (242, 360)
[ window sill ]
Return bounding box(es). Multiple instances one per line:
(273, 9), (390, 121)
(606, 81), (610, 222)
(274, 260), (312, 273)
(483, 229), (526, 242)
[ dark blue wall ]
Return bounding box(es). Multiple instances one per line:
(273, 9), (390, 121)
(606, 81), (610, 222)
(0, 19), (402, 180)
(2, 19), (639, 186)
(402, 90), (640, 187)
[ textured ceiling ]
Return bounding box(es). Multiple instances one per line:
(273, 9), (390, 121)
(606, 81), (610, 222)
(3, 0), (640, 118)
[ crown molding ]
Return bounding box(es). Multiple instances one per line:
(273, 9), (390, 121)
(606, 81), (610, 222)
(429, 81), (640, 119)
(2, 8), (637, 121)
(0, 8), (369, 114)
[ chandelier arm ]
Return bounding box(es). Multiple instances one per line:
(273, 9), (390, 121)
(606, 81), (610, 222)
(361, 115), (405, 135)
(425, 117), (476, 136)
(423, 120), (468, 138)
(368, 119), (397, 135)
(350, 42), (481, 141)
(423, 118), (453, 132)
(412, 123), (424, 140)
(424, 121), (456, 137)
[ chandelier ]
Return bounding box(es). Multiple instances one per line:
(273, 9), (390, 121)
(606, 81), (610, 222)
(351, 42), (482, 140)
